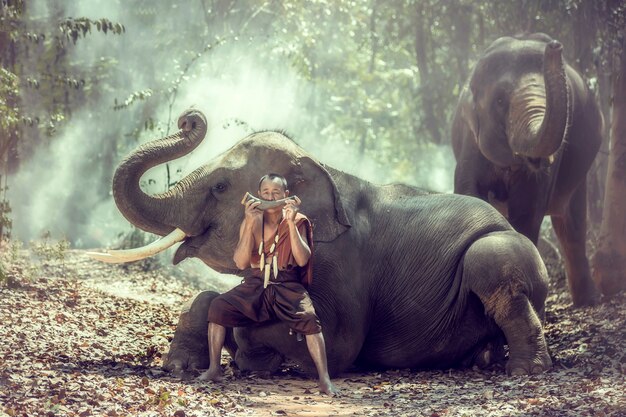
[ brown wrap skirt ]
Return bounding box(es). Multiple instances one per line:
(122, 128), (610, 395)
(207, 268), (322, 335)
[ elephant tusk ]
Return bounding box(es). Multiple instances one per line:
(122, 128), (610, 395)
(84, 228), (187, 263)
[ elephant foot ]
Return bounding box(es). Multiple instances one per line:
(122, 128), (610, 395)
(570, 278), (600, 308)
(502, 309), (553, 376)
(599, 278), (626, 299)
(505, 321), (552, 376)
(506, 350), (552, 376)
(162, 346), (209, 376)
(571, 291), (599, 308)
(593, 249), (626, 297)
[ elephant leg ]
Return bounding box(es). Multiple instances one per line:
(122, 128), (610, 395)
(505, 181), (546, 245)
(463, 231), (552, 375)
(550, 183), (599, 306)
(453, 143), (493, 200)
(162, 291), (237, 375)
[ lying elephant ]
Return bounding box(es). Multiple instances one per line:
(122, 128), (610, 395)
(98, 109), (551, 377)
(451, 33), (602, 306)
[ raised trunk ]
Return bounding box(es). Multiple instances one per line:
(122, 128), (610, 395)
(507, 41), (570, 158)
(592, 37), (626, 296)
(112, 110), (207, 236)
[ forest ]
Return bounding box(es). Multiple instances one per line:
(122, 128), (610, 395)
(1, 1), (626, 416)
(0, 0), (623, 250)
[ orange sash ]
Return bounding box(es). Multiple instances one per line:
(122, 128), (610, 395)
(251, 213), (313, 287)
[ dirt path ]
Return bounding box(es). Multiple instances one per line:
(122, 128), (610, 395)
(1, 249), (624, 416)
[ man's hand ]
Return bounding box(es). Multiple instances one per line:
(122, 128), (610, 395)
(284, 196), (310, 266)
(244, 197), (263, 224)
(234, 195), (262, 270)
(283, 196), (302, 223)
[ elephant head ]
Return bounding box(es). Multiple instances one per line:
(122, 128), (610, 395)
(100, 110), (351, 271)
(458, 33), (570, 168)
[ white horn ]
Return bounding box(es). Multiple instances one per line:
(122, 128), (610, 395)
(85, 228), (187, 263)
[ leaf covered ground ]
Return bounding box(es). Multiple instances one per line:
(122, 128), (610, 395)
(0, 245), (625, 417)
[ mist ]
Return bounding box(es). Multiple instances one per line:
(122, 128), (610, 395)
(8, 0), (455, 250)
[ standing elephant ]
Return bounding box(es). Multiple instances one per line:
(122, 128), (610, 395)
(451, 33), (603, 307)
(95, 109), (552, 377)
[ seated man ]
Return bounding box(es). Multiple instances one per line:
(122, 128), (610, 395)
(198, 173), (339, 395)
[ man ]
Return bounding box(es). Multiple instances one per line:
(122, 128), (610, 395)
(198, 173), (339, 395)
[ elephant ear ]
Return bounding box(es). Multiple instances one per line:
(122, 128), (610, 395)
(287, 155), (351, 242)
(459, 86), (479, 141)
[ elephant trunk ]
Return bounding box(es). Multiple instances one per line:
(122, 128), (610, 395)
(112, 109), (208, 236)
(507, 41), (570, 158)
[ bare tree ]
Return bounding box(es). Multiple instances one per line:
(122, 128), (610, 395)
(413, 2), (441, 144)
(593, 34), (626, 296)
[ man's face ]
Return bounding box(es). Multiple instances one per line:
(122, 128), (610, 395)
(258, 177), (288, 201)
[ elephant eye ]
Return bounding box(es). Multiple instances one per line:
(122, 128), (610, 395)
(494, 87), (510, 109)
(213, 182), (227, 193)
(494, 94), (508, 113)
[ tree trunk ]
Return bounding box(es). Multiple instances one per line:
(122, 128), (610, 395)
(572, 0), (597, 77)
(450, 3), (472, 88)
(413, 3), (441, 144)
(592, 36), (626, 296)
(0, 3), (22, 176)
(359, 0), (379, 158)
(574, 0), (606, 227)
(587, 65), (612, 227)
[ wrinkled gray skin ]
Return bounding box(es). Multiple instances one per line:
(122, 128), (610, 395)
(113, 109), (551, 377)
(452, 33), (602, 307)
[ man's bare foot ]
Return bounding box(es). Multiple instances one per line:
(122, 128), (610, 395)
(319, 378), (340, 396)
(197, 367), (223, 382)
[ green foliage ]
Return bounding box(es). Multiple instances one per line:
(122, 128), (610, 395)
(0, 239), (25, 288)
(0, 4), (129, 243)
(2, 0), (625, 247)
(0, 3), (127, 175)
(0, 176), (11, 240)
(0, 68), (20, 133)
(113, 89), (154, 111)
(9, 239), (22, 264)
(0, 199), (11, 240)
(3, 0), (625, 175)
(0, 263), (5, 285)
(0, 201), (13, 240)
(29, 232), (70, 265)
(59, 17), (125, 44)
(0, 260), (21, 289)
